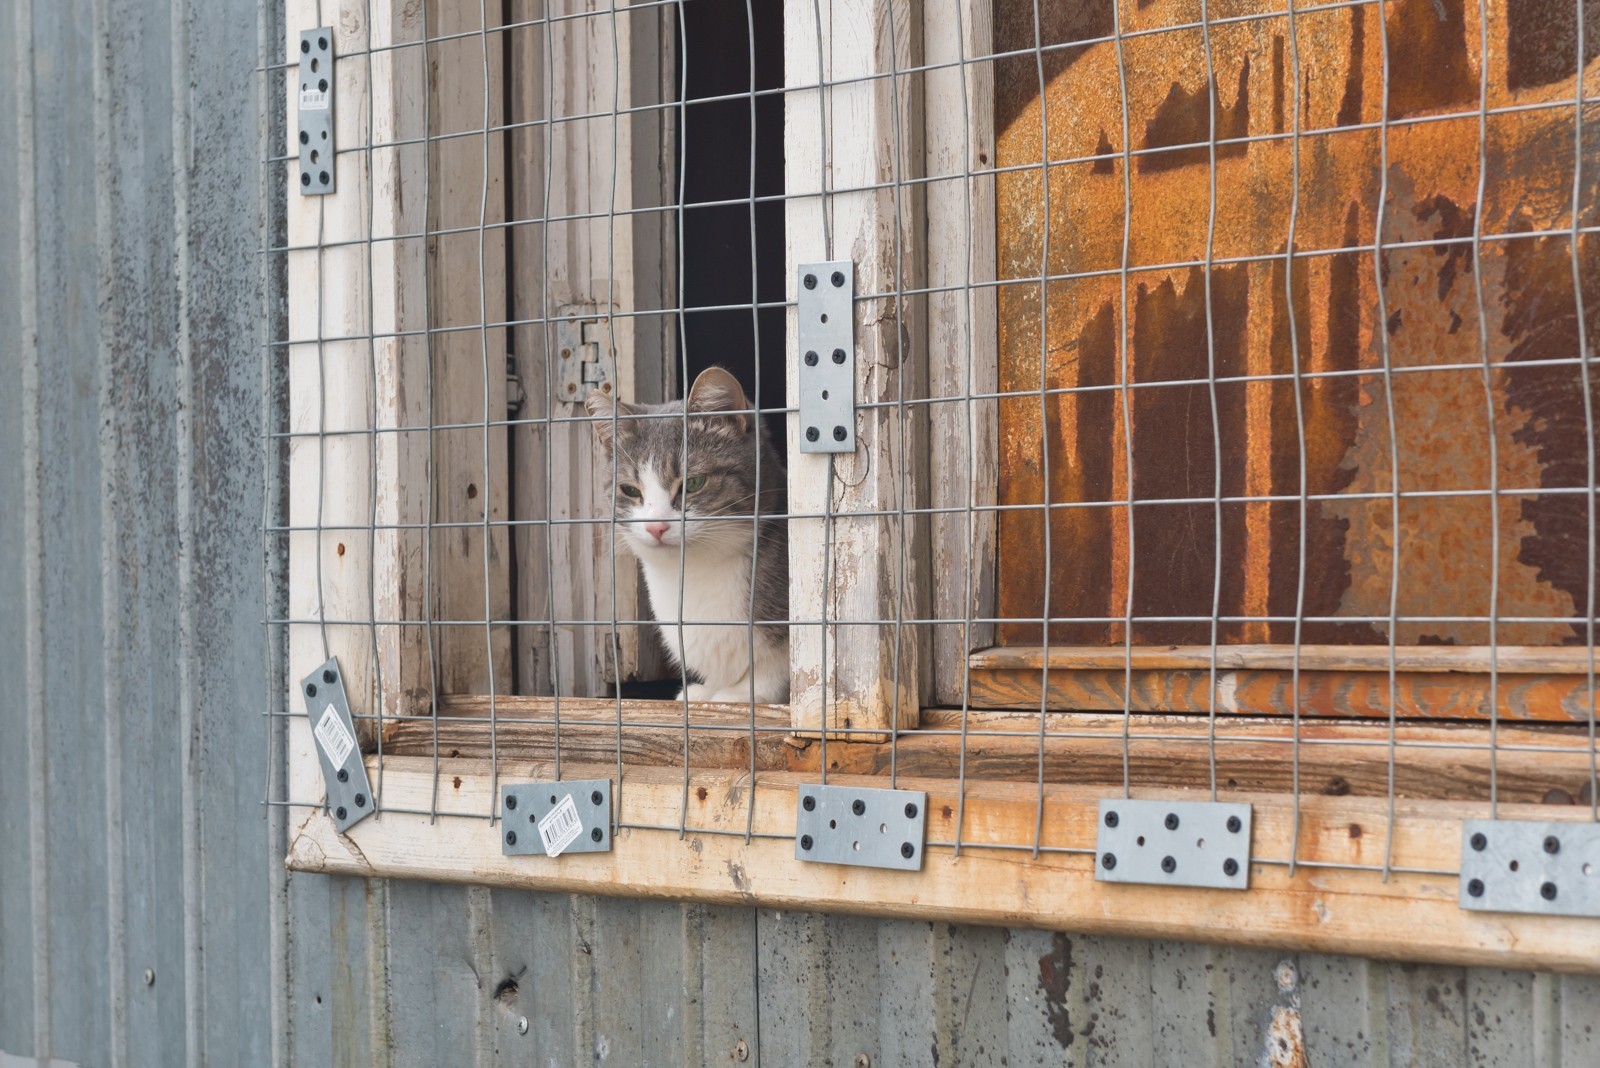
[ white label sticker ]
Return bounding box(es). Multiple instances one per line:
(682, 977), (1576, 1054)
(314, 703), (354, 768)
(299, 87), (329, 110)
(538, 793), (584, 857)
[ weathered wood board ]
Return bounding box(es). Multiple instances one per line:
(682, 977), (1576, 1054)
(994, 0), (1600, 649)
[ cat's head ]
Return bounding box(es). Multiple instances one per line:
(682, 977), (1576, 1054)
(585, 367), (765, 555)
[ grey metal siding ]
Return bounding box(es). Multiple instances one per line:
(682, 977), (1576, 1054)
(2, 1), (1599, 1065)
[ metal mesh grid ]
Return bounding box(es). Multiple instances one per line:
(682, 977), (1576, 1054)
(262, 0), (1600, 891)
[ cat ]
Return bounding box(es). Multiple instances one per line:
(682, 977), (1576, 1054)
(585, 367), (790, 703)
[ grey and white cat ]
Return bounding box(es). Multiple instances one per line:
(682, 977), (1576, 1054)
(586, 367), (789, 703)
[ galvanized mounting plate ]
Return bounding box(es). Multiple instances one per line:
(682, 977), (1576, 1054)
(299, 657), (373, 833)
(501, 779), (613, 856)
(1095, 799), (1251, 890)
(296, 28), (335, 194)
(1459, 819), (1600, 916)
(796, 261), (855, 454)
(794, 783), (926, 871)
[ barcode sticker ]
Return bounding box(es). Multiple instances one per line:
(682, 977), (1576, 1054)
(299, 87), (329, 110)
(314, 703), (354, 768)
(538, 793), (584, 857)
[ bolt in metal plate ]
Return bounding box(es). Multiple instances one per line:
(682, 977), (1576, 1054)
(794, 783), (926, 871)
(1458, 819), (1600, 917)
(796, 261), (855, 454)
(300, 656), (373, 833)
(501, 779), (613, 856)
(1095, 799), (1251, 890)
(297, 28), (335, 194)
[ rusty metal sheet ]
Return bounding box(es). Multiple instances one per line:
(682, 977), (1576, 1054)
(995, 0), (1600, 649)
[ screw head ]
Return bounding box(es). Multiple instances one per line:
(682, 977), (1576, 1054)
(803, 273), (817, 289)
(804, 350), (818, 366)
(591, 790), (604, 806)
(1541, 881), (1558, 901)
(317, 35), (327, 50)
(831, 271), (846, 288)
(300, 172), (311, 187)
(904, 802), (918, 819)
(1223, 858), (1239, 877)
(323, 669), (336, 684)
(734, 1038), (750, 1061)
(831, 348), (846, 364)
(833, 426), (847, 442)
(1161, 856), (1177, 874)
(319, 171), (330, 185)
(800, 834), (814, 851)
(506, 831), (517, 846)
(336, 768), (348, 783)
(1471, 832), (1488, 851)
(334, 806), (347, 821)
(1164, 813), (1180, 831)
(802, 795), (816, 811)
(317, 78), (328, 93)
(854, 1054), (871, 1068)
(591, 827), (604, 843)
(1544, 835), (1560, 855)
(299, 130), (310, 145)
(517, 1016), (529, 1036)
(1105, 811), (1119, 828)
(143, 967), (155, 986)
(1226, 815), (1242, 833)
(1101, 852), (1117, 870)
(505, 794), (517, 810)
(305, 683), (317, 697)
(300, 39), (310, 53)
(851, 799), (866, 816)
(354, 793), (366, 808)
(805, 426), (819, 442)
(1467, 878), (1485, 897)
(901, 842), (915, 859)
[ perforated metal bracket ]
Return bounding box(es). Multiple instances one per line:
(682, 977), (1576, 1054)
(556, 307), (615, 403)
(299, 656), (373, 833)
(500, 779), (613, 856)
(1459, 819), (1600, 916)
(794, 783), (926, 871)
(796, 261), (855, 454)
(1095, 799), (1252, 890)
(296, 28), (335, 194)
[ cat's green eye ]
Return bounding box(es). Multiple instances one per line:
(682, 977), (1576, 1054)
(619, 484), (642, 499)
(683, 475), (706, 493)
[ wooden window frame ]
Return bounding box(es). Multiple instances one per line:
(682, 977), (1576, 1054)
(281, 0), (1600, 974)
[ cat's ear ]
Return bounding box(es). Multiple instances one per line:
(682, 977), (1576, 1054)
(585, 390), (627, 451)
(686, 367), (750, 435)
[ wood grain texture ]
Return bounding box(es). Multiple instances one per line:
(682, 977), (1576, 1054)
(785, 0), (927, 735)
(968, 645), (1600, 723)
(379, 698), (1600, 805)
(287, 756), (1600, 974)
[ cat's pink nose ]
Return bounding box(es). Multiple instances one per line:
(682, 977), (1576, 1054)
(644, 521), (670, 542)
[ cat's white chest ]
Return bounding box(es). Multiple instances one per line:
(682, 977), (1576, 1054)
(636, 548), (776, 698)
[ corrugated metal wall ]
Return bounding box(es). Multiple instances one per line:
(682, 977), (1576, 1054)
(2, 1), (1599, 1065)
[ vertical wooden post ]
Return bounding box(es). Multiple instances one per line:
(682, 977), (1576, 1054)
(785, 0), (926, 737)
(924, 0), (997, 704)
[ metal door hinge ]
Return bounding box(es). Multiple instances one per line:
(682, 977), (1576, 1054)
(1459, 819), (1600, 916)
(296, 28), (335, 195)
(557, 308), (615, 403)
(300, 656), (373, 832)
(505, 355), (525, 414)
(1095, 799), (1252, 890)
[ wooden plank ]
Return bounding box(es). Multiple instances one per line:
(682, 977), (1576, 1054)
(785, 0), (927, 736)
(969, 645), (1600, 723)
(287, 756), (1600, 974)
(425, 2), (511, 695)
(381, 701), (1600, 805)
(924, 0), (998, 705)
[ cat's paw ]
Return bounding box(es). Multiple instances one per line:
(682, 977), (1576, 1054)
(681, 683), (715, 702)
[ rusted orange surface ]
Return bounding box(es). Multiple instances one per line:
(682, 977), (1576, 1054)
(995, 0), (1600, 648)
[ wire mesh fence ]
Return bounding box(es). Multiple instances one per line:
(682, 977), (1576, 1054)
(264, 0), (1600, 946)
